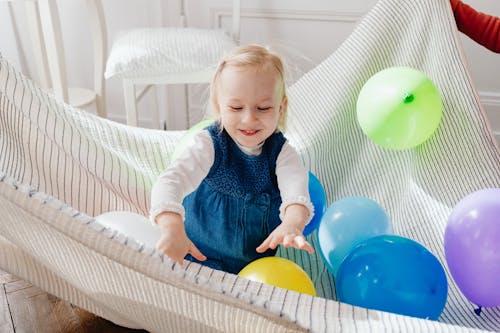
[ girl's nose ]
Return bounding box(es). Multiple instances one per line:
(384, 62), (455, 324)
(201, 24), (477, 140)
(241, 109), (257, 123)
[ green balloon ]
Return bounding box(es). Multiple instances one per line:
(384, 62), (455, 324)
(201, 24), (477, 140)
(356, 67), (442, 150)
(171, 119), (215, 161)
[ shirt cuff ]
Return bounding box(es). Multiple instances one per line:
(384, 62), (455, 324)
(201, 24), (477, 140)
(279, 196), (315, 226)
(149, 202), (185, 224)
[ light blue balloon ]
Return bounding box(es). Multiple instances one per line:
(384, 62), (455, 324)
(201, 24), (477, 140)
(304, 172), (327, 236)
(317, 196), (393, 276)
(336, 235), (448, 320)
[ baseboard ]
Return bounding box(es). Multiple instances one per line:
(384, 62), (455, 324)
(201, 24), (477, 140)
(479, 92), (500, 144)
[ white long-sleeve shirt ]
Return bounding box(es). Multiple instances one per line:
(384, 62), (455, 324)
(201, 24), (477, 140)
(150, 130), (313, 224)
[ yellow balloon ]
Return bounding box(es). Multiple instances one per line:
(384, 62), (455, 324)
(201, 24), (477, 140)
(238, 257), (316, 296)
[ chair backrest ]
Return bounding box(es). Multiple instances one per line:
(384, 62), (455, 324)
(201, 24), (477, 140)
(230, 0), (241, 42)
(37, 0), (68, 102)
(85, 0), (107, 114)
(180, 0), (240, 41)
(33, 0), (107, 116)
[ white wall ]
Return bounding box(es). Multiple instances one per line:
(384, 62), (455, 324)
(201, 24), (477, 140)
(1, 0), (499, 141)
(457, 0), (500, 143)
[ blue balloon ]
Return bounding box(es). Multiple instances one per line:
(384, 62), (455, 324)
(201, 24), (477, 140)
(317, 196), (393, 276)
(336, 235), (448, 320)
(304, 172), (327, 236)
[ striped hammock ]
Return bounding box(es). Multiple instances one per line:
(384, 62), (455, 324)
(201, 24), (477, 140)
(1, 0), (498, 331)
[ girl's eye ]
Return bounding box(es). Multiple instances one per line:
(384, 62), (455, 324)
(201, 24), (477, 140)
(230, 106), (243, 111)
(257, 107), (272, 111)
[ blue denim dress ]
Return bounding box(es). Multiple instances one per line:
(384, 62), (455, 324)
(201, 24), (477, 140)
(183, 124), (286, 274)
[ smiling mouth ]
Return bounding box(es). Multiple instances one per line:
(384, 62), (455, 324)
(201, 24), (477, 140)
(240, 129), (259, 136)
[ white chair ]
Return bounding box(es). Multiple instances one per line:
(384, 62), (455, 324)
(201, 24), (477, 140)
(6, 0), (107, 117)
(105, 0), (240, 128)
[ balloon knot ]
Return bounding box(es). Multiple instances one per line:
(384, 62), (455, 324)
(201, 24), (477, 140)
(473, 306), (482, 316)
(403, 93), (414, 104)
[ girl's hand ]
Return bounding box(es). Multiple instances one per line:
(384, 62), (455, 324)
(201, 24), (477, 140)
(256, 204), (314, 254)
(155, 212), (206, 265)
(256, 223), (314, 254)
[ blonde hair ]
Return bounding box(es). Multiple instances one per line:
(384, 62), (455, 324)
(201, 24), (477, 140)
(210, 44), (288, 132)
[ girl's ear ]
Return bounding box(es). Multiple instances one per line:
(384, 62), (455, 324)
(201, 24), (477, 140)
(279, 96), (288, 116)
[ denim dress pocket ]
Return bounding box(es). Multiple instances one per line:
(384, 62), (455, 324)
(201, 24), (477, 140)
(242, 193), (273, 262)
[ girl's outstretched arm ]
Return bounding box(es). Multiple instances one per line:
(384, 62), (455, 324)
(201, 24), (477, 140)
(150, 130), (214, 265)
(257, 141), (315, 254)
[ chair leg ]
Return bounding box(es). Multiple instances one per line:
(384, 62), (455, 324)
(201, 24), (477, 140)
(184, 84), (190, 128)
(95, 93), (107, 119)
(123, 79), (138, 126)
(134, 84), (161, 129)
(152, 86), (162, 129)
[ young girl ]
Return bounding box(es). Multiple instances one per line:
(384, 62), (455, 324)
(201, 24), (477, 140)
(150, 45), (314, 274)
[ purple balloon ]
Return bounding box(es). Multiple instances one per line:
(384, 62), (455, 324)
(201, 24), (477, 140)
(444, 188), (500, 307)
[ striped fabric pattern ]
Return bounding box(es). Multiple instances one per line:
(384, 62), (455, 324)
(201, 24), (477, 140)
(0, 0), (499, 331)
(278, 0), (500, 330)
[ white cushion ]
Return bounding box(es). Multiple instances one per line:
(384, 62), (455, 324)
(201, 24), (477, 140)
(105, 28), (237, 79)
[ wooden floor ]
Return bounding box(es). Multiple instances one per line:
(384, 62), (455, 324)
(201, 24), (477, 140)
(0, 269), (149, 333)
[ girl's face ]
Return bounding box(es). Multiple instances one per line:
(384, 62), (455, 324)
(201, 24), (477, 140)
(216, 65), (285, 148)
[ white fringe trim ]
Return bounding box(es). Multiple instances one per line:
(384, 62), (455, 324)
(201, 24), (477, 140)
(279, 196), (315, 227)
(150, 202), (186, 224)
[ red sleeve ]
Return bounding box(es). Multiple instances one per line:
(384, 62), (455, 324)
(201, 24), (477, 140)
(451, 0), (500, 53)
